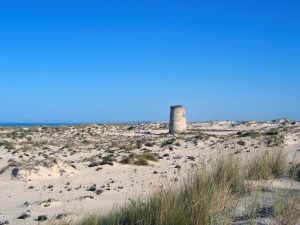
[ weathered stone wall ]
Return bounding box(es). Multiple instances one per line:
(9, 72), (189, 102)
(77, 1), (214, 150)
(169, 105), (186, 134)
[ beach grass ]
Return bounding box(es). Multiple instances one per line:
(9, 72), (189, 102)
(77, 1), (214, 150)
(58, 149), (299, 225)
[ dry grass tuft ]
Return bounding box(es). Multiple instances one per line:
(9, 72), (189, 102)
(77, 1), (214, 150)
(247, 149), (287, 180)
(274, 191), (300, 225)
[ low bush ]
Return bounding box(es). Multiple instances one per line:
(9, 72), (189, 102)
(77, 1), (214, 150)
(265, 130), (279, 136)
(127, 126), (135, 131)
(120, 153), (158, 166)
(145, 142), (155, 147)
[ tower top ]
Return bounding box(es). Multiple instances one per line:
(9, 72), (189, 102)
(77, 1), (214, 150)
(171, 105), (184, 108)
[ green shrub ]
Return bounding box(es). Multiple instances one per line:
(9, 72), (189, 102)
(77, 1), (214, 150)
(145, 142), (155, 147)
(194, 132), (205, 140)
(120, 153), (158, 166)
(265, 130), (279, 135)
(237, 131), (261, 138)
(102, 155), (114, 163)
(105, 149), (115, 154)
(127, 126), (135, 131)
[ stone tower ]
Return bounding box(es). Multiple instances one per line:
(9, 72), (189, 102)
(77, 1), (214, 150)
(169, 105), (186, 134)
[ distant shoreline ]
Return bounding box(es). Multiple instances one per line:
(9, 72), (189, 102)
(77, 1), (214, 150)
(0, 121), (155, 127)
(0, 123), (84, 127)
(0, 119), (297, 127)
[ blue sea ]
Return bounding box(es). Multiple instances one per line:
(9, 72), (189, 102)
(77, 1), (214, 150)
(0, 121), (154, 127)
(0, 123), (86, 127)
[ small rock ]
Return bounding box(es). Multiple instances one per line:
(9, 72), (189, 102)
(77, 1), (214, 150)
(174, 165), (181, 169)
(80, 195), (94, 200)
(56, 213), (67, 219)
(99, 162), (114, 166)
(18, 213), (30, 219)
(88, 184), (96, 192)
(187, 156), (195, 161)
(96, 189), (103, 195)
(70, 164), (76, 169)
(12, 167), (19, 177)
(88, 162), (99, 167)
(37, 215), (47, 221)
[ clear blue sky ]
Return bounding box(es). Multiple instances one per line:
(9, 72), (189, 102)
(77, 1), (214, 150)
(0, 0), (299, 123)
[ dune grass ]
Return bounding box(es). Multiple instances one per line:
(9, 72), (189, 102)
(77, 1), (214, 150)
(274, 191), (300, 225)
(76, 157), (248, 225)
(58, 149), (299, 225)
(246, 149), (287, 180)
(289, 162), (300, 181)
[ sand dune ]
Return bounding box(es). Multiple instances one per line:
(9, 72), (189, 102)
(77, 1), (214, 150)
(0, 119), (299, 224)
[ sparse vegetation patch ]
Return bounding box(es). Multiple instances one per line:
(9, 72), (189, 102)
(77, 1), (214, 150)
(120, 153), (158, 166)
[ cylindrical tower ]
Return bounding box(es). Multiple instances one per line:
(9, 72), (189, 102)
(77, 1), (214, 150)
(169, 105), (186, 134)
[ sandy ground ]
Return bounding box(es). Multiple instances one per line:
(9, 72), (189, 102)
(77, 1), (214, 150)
(0, 119), (299, 224)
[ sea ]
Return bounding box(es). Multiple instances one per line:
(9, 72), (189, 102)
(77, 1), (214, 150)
(0, 123), (85, 127)
(0, 121), (154, 127)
